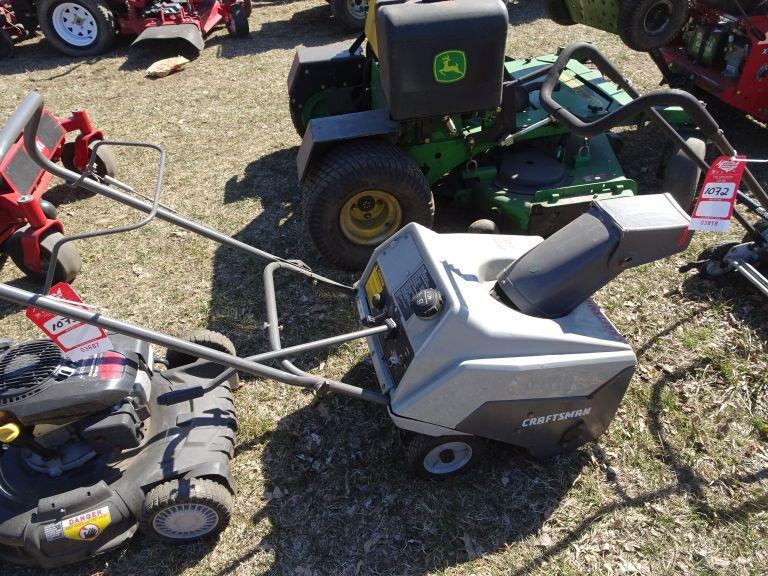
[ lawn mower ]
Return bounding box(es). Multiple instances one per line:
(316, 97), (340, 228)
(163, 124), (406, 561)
(546, 0), (768, 124)
(0, 101), (116, 284)
(0, 65), (764, 564)
(1, 0), (36, 58)
(288, 0), (700, 270)
(4, 0), (250, 57)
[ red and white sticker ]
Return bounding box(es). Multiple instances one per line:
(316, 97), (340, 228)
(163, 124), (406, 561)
(26, 282), (113, 361)
(689, 156), (747, 233)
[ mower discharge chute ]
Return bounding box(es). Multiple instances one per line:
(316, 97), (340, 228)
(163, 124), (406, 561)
(288, 0), (700, 270)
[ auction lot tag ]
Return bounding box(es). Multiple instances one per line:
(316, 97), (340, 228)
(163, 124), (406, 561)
(689, 156), (747, 233)
(26, 282), (113, 361)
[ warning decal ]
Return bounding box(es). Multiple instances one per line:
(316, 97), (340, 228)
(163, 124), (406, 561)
(62, 506), (111, 541)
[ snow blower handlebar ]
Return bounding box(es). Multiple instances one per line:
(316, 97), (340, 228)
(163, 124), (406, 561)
(13, 92), (353, 293)
(540, 42), (768, 227)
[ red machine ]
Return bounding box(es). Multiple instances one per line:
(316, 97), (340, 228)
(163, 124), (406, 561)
(0, 0), (249, 58)
(652, 1), (768, 123)
(0, 106), (115, 283)
(0, 0), (34, 58)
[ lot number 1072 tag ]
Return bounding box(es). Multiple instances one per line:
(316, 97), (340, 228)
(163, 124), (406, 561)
(689, 156), (746, 233)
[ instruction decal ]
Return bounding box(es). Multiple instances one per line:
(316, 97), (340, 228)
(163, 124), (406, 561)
(26, 282), (113, 361)
(689, 156), (746, 233)
(44, 506), (112, 542)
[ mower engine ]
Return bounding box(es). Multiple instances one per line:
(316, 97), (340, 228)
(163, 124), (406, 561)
(358, 194), (690, 471)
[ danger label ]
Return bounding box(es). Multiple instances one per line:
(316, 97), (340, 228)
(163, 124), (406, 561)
(689, 156), (747, 233)
(26, 282), (113, 361)
(44, 506), (111, 542)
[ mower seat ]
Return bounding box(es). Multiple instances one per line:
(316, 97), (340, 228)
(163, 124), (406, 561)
(496, 193), (691, 318)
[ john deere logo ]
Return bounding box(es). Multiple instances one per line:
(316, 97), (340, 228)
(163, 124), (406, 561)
(434, 50), (467, 84)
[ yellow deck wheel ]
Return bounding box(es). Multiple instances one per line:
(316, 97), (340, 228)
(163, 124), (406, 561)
(0, 423), (20, 444)
(340, 190), (403, 246)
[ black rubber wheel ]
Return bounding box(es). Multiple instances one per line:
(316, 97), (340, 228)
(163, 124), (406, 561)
(0, 29), (13, 60)
(302, 139), (434, 270)
(242, 0), (252, 17)
(59, 140), (117, 179)
(660, 135), (706, 213)
(140, 478), (232, 543)
(330, 0), (367, 31)
(37, 0), (116, 57)
(226, 3), (249, 37)
(404, 434), (484, 480)
(290, 102), (307, 138)
(618, 0), (689, 52)
(5, 227), (82, 283)
(544, 0), (575, 25)
(166, 330), (240, 390)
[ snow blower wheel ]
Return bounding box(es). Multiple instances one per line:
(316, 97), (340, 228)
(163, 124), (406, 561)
(141, 478), (232, 543)
(330, 0), (367, 31)
(37, 0), (116, 56)
(59, 141), (117, 180)
(618, 0), (689, 52)
(302, 139), (434, 270)
(5, 226), (82, 283)
(226, 2), (249, 38)
(165, 330), (241, 390)
(404, 434), (485, 480)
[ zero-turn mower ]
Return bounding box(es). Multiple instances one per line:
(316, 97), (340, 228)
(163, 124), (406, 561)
(545, 0), (768, 123)
(288, 0), (701, 270)
(1, 0), (250, 57)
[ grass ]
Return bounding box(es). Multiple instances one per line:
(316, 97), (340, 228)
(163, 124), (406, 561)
(1, 1), (767, 574)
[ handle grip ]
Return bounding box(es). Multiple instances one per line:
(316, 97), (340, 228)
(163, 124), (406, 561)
(157, 387), (205, 406)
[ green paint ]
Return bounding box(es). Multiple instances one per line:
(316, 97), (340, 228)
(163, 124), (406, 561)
(434, 50), (467, 84)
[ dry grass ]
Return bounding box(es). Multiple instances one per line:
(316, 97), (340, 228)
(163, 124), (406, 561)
(1, 1), (767, 574)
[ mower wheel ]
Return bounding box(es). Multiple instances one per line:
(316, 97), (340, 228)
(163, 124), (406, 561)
(618, 0), (689, 52)
(661, 135), (706, 213)
(60, 140), (117, 180)
(543, 0), (575, 26)
(404, 434), (484, 480)
(37, 0), (115, 56)
(166, 330), (240, 390)
(141, 478), (232, 543)
(302, 139), (434, 270)
(6, 227), (82, 284)
(330, 0), (367, 31)
(0, 29), (13, 60)
(226, 3), (249, 38)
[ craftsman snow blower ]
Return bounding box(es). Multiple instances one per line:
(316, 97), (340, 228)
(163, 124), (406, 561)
(0, 102), (116, 284)
(288, 0), (701, 270)
(546, 0), (768, 124)
(0, 64), (765, 563)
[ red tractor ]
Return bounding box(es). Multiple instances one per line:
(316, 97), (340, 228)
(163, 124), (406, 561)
(0, 0), (250, 57)
(546, 0), (768, 124)
(0, 104), (115, 283)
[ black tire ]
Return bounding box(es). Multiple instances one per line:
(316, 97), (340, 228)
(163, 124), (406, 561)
(290, 101), (307, 138)
(242, 0), (252, 17)
(6, 227), (82, 283)
(302, 139), (434, 270)
(330, 0), (367, 31)
(37, 0), (116, 57)
(226, 3), (249, 37)
(544, 0), (575, 26)
(140, 478), (232, 543)
(618, 0), (689, 52)
(0, 29), (13, 60)
(660, 135), (706, 213)
(404, 434), (484, 480)
(166, 329), (240, 390)
(59, 140), (117, 179)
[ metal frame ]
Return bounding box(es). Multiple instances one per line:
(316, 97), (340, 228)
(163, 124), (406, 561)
(0, 92), (391, 406)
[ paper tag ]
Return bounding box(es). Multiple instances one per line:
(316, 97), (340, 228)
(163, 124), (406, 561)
(689, 156), (747, 233)
(26, 282), (113, 361)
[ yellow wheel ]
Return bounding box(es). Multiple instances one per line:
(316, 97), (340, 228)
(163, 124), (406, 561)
(339, 190), (404, 246)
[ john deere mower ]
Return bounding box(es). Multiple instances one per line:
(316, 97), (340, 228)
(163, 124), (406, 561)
(288, 0), (700, 269)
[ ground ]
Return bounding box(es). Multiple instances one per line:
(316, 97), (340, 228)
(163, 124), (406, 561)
(0, 1), (767, 575)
